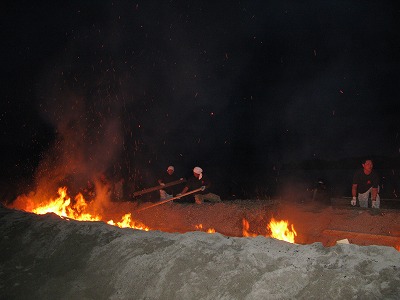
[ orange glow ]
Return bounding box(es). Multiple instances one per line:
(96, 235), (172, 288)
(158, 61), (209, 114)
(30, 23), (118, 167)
(17, 186), (149, 231)
(242, 218), (258, 237)
(32, 187), (101, 221)
(195, 224), (216, 234)
(32, 187), (71, 217)
(242, 217), (297, 243)
(267, 218), (297, 243)
(107, 213), (149, 231)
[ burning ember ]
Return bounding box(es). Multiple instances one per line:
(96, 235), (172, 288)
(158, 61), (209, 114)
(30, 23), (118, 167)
(242, 217), (297, 243)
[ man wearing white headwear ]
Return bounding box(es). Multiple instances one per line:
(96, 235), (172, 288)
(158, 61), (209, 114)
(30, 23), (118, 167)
(158, 166), (180, 200)
(178, 167), (221, 204)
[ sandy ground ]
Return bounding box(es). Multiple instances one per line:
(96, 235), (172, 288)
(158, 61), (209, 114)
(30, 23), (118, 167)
(125, 198), (400, 250)
(1, 201), (400, 299)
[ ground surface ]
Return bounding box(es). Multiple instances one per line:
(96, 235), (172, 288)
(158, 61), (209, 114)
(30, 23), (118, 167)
(2, 152), (400, 298)
(1, 202), (400, 299)
(111, 198), (400, 250)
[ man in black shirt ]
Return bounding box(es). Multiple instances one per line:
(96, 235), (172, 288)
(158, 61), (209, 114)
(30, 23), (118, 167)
(179, 166), (221, 204)
(158, 166), (179, 200)
(351, 159), (380, 208)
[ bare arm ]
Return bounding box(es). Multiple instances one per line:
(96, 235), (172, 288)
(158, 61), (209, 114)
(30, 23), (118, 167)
(352, 184), (358, 198)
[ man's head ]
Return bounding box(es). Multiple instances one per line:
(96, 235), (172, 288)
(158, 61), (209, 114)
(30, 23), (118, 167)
(362, 159), (373, 175)
(193, 166), (203, 178)
(167, 166), (174, 175)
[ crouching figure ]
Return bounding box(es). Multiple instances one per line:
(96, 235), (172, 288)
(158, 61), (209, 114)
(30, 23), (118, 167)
(178, 166), (221, 204)
(351, 158), (380, 208)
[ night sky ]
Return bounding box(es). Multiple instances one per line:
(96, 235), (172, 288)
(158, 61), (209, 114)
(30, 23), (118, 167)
(2, 1), (400, 198)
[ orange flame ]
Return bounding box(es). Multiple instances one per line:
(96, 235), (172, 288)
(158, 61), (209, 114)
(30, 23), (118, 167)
(16, 186), (149, 231)
(242, 218), (258, 237)
(32, 187), (101, 221)
(242, 217), (297, 243)
(195, 224), (216, 234)
(267, 218), (297, 243)
(107, 213), (149, 231)
(32, 187), (71, 217)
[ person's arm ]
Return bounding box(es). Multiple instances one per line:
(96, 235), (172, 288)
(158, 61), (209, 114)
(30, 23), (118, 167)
(351, 184), (358, 206)
(351, 184), (358, 198)
(180, 186), (189, 195)
(179, 177), (192, 195)
(158, 175), (166, 186)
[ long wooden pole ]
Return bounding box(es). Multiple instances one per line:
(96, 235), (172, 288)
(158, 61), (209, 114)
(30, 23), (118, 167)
(133, 178), (186, 197)
(135, 187), (204, 212)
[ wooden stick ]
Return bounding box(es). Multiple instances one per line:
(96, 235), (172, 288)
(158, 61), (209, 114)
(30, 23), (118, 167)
(135, 187), (204, 212)
(133, 178), (186, 197)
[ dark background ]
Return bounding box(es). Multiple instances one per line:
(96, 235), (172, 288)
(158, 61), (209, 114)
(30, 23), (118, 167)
(1, 1), (400, 202)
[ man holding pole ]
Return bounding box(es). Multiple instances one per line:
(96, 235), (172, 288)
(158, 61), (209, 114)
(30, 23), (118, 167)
(178, 167), (221, 204)
(158, 166), (181, 200)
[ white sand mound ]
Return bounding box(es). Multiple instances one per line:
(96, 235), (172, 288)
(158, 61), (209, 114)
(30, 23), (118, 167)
(1, 204), (399, 299)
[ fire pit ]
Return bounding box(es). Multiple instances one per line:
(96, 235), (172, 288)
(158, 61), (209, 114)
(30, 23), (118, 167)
(7, 186), (400, 250)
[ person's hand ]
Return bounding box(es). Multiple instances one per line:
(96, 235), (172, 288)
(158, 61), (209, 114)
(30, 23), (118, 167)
(201, 186), (206, 191)
(351, 197), (356, 206)
(160, 183), (165, 186)
(372, 200), (378, 208)
(176, 193), (182, 199)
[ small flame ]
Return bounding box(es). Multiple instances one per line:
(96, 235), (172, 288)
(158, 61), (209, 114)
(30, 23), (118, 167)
(107, 213), (149, 231)
(195, 224), (216, 234)
(242, 218), (258, 237)
(267, 218), (297, 243)
(242, 217), (297, 243)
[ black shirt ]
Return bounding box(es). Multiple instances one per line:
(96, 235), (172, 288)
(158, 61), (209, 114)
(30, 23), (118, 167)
(352, 170), (380, 194)
(158, 173), (180, 195)
(184, 174), (211, 194)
